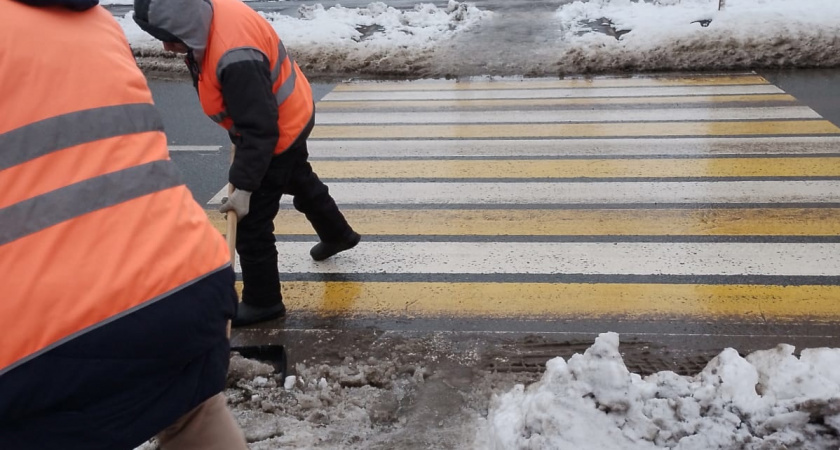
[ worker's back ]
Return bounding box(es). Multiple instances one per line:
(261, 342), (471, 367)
(0, 0), (230, 377)
(197, 0), (314, 153)
(0, 2), (245, 448)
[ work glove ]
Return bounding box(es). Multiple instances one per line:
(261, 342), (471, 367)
(219, 188), (252, 221)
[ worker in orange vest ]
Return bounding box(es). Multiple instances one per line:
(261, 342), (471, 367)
(0, 0), (247, 448)
(133, 0), (362, 327)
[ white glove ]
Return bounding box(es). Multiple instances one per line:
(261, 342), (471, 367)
(219, 188), (252, 221)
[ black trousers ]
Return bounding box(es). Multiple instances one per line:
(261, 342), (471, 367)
(236, 120), (353, 307)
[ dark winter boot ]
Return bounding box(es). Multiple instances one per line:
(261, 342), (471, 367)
(310, 231), (361, 261)
(231, 302), (286, 328)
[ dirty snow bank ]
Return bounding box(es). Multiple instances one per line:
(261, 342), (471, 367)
(476, 332), (840, 450)
(556, 0), (840, 74)
(120, 0), (840, 79)
(223, 331), (501, 449)
(135, 333), (840, 449)
(136, 351), (434, 449)
(226, 352), (428, 447)
(118, 1), (492, 79)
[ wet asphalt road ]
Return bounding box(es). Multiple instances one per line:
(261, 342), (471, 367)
(157, 69), (840, 208)
(150, 69), (840, 373)
(154, 82), (336, 206)
(763, 69), (840, 127)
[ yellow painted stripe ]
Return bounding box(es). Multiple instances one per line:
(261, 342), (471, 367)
(208, 208), (840, 236)
(315, 94), (797, 111)
(332, 75), (771, 92)
(310, 121), (840, 139)
(233, 281), (840, 320)
(307, 157), (840, 179)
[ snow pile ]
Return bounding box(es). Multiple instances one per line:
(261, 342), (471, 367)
(118, 0), (840, 78)
(556, 0), (840, 74)
(135, 334), (840, 449)
(118, 1), (491, 78)
(477, 332), (840, 450)
(263, 0), (490, 77)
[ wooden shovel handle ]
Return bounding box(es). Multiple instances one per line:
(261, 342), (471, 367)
(226, 188), (237, 265)
(226, 144), (238, 338)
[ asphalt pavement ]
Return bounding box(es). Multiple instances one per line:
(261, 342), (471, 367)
(149, 70), (840, 377)
(151, 80), (337, 204)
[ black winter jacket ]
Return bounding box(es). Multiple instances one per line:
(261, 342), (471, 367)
(188, 52), (281, 192)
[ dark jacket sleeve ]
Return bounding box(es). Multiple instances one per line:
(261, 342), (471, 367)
(219, 53), (280, 192)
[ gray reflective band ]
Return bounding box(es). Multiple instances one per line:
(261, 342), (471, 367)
(271, 42), (288, 83)
(210, 112), (227, 123)
(0, 104), (164, 172)
(275, 56), (298, 105)
(0, 160), (182, 246)
(217, 47), (268, 82)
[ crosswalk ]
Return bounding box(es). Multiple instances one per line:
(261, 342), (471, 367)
(208, 73), (840, 323)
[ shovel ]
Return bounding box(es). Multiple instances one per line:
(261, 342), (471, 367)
(224, 144), (288, 379)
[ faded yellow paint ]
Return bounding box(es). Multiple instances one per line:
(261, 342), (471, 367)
(234, 281), (840, 320)
(310, 121), (840, 139)
(307, 157), (840, 179)
(331, 75), (771, 92)
(208, 208), (840, 237)
(315, 95), (797, 110)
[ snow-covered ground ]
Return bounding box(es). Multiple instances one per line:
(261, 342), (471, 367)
(477, 333), (840, 450)
(116, 0), (840, 78)
(135, 333), (840, 449)
(120, 0), (491, 78)
(554, 0), (840, 75)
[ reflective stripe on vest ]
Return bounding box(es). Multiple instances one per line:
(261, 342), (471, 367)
(0, 103), (162, 171)
(208, 42), (296, 125)
(0, 103), (194, 376)
(0, 160), (180, 246)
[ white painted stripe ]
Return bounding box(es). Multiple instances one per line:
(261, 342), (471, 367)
(332, 73), (763, 90)
(307, 137), (840, 158)
(168, 145), (222, 152)
(317, 181), (840, 204)
(208, 180), (840, 205)
(246, 242), (840, 277)
(321, 85), (784, 101)
(314, 107), (821, 125)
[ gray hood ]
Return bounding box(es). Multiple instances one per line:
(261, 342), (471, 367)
(133, 0), (213, 63)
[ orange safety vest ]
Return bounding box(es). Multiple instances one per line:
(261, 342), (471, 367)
(198, 0), (314, 154)
(0, 3), (230, 375)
